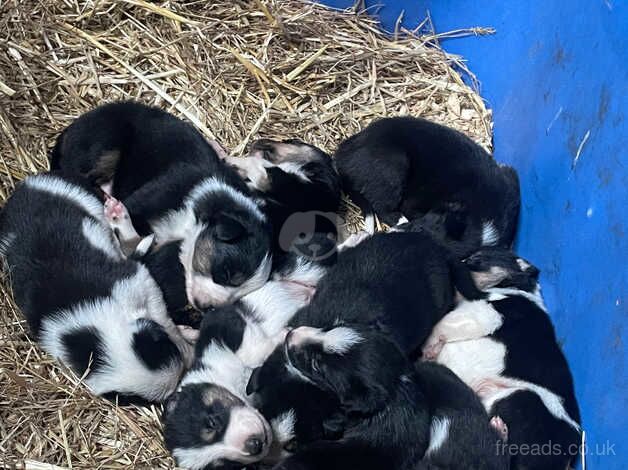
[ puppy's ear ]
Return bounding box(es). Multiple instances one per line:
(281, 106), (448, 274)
(340, 379), (388, 416)
(215, 214), (245, 242)
(246, 366), (262, 395)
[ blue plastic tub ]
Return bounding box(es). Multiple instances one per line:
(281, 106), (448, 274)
(320, 1), (627, 468)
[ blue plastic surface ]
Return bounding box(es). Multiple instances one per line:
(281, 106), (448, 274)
(320, 1), (627, 468)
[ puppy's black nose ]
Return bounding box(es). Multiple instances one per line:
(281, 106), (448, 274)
(244, 436), (264, 456)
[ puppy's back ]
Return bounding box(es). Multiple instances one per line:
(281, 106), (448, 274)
(0, 173), (135, 333)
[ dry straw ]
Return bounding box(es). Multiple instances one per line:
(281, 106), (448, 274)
(0, 0), (493, 467)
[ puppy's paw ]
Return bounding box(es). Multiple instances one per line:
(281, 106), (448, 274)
(421, 334), (446, 360)
(177, 324), (200, 344)
(104, 196), (129, 224)
(490, 415), (509, 441)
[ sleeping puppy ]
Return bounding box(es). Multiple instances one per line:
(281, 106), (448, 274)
(412, 362), (509, 470)
(163, 308), (276, 469)
(246, 343), (345, 463)
(270, 325), (430, 469)
(0, 173), (194, 402)
(424, 248), (581, 470)
(251, 333), (509, 469)
(291, 231), (484, 359)
(141, 240), (328, 329)
(335, 117), (520, 256)
(51, 101), (272, 309)
(224, 139), (342, 258)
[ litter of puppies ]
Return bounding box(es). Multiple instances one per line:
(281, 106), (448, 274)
(0, 2), (581, 469)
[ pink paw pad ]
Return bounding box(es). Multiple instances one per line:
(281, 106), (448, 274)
(104, 196), (129, 224)
(422, 334), (446, 360)
(490, 415), (509, 441)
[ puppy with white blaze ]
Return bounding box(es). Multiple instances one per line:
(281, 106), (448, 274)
(270, 325), (431, 469)
(423, 247), (581, 470)
(0, 173), (194, 402)
(163, 307), (277, 469)
(51, 101), (272, 309)
(335, 117), (520, 258)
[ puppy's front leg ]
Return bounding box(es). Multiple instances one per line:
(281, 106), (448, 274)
(422, 300), (503, 360)
(103, 194), (144, 256)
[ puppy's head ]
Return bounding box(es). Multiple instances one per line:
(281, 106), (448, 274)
(181, 178), (272, 309)
(246, 345), (345, 462)
(285, 326), (407, 417)
(249, 138), (330, 165)
(463, 247), (539, 292)
(164, 382), (272, 469)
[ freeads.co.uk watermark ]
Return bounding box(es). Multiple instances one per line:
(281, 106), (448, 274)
(496, 440), (616, 457)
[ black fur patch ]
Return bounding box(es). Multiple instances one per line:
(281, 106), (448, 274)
(132, 318), (181, 370)
(61, 326), (106, 376)
(196, 305), (247, 355)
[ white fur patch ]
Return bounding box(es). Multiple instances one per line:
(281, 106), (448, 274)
(426, 299), (503, 346)
(481, 220), (500, 246)
(436, 337), (507, 387)
(240, 259), (324, 336)
(150, 205), (197, 245)
(25, 174), (104, 222)
(81, 218), (123, 260)
(425, 417), (450, 457)
(287, 326), (363, 355)
(271, 409), (296, 445)
(182, 341), (251, 402)
(322, 327), (363, 354)
(395, 215), (409, 225)
(39, 265), (191, 400)
(236, 320), (281, 369)
(337, 231), (371, 252)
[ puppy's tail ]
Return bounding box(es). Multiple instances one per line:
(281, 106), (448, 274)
(345, 189), (376, 234)
(449, 258), (485, 300)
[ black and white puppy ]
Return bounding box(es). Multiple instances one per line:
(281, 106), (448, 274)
(163, 307), (278, 469)
(335, 117), (520, 256)
(51, 101), (272, 309)
(163, 253), (328, 469)
(412, 361), (509, 470)
(142, 239), (328, 329)
(247, 343), (345, 463)
(0, 173), (194, 402)
(271, 325), (430, 469)
(252, 332), (509, 470)
(291, 231), (484, 359)
(424, 248), (581, 470)
(224, 138), (342, 258)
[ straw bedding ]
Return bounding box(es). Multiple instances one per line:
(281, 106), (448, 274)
(0, 1), (492, 468)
